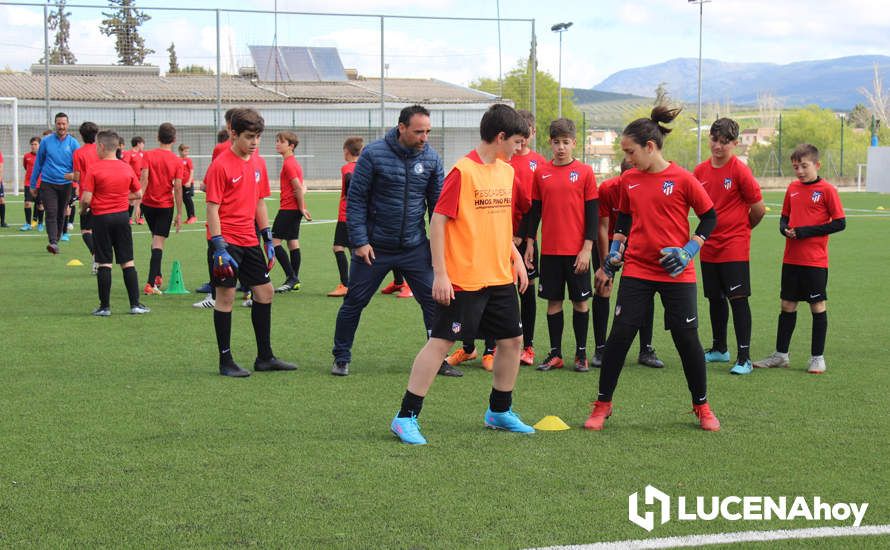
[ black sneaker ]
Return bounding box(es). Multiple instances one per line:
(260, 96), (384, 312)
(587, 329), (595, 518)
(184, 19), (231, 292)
(275, 277), (299, 293)
(591, 349), (604, 368)
(331, 360), (349, 376)
(220, 361), (251, 377)
(91, 306), (111, 317)
(254, 356), (297, 371)
(638, 346), (665, 368)
(437, 360), (464, 377)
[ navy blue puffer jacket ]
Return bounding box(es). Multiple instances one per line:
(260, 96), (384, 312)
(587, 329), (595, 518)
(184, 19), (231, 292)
(346, 127), (444, 251)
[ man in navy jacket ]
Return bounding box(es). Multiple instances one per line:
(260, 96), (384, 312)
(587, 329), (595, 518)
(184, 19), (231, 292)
(331, 105), (444, 376)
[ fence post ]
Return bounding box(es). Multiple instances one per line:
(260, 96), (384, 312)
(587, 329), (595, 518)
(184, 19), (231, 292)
(530, 20), (537, 151)
(581, 111), (587, 164)
(43, 3), (50, 128)
(840, 115), (845, 178)
(215, 9), (222, 129)
(380, 16), (385, 137)
(777, 113), (783, 177)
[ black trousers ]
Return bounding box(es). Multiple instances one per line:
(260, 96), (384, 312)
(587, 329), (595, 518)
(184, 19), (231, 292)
(39, 183), (72, 245)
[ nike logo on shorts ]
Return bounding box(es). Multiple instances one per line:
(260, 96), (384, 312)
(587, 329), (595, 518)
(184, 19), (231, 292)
(581, 290), (591, 297)
(686, 316), (696, 323)
(809, 293), (821, 299)
(730, 284), (742, 291)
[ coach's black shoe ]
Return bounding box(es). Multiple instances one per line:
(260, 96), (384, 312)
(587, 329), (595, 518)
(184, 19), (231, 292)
(331, 360), (349, 376)
(437, 360), (464, 377)
(638, 346), (665, 369)
(219, 361), (251, 377)
(254, 356), (298, 372)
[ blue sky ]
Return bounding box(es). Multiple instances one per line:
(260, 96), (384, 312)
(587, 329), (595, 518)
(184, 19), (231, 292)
(1, 0), (887, 89)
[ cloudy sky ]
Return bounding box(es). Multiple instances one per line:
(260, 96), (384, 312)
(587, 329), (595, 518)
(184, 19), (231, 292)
(1, 0), (887, 89)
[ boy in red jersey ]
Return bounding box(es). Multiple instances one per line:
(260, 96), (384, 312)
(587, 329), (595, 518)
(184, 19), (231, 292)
(390, 104), (531, 445)
(754, 144), (845, 374)
(271, 131), (311, 293)
(140, 123), (184, 295)
(694, 118), (766, 375)
(80, 130), (149, 316)
(586, 106), (720, 432)
(327, 136), (363, 297)
(124, 136), (145, 223)
(72, 122), (101, 266)
(205, 107), (297, 377)
(593, 160), (664, 369)
(524, 118), (598, 373)
(19, 137), (40, 230)
(179, 144), (197, 224)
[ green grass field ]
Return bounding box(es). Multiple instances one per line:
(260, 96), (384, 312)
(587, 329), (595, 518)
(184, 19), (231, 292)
(1, 191), (888, 548)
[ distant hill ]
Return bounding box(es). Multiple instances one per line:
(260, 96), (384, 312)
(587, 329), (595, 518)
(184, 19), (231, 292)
(569, 88), (652, 129)
(592, 55), (890, 109)
(569, 88), (646, 104)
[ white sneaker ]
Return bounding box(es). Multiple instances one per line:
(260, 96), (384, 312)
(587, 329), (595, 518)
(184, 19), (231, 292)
(753, 351), (790, 369)
(241, 291), (252, 308)
(807, 355), (826, 374)
(192, 294), (215, 309)
(66, 222), (74, 231)
(91, 261), (98, 275)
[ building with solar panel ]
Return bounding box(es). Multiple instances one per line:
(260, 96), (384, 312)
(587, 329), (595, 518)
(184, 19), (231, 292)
(0, 46), (504, 191)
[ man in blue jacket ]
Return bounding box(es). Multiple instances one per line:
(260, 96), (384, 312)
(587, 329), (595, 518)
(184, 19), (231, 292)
(30, 112), (79, 254)
(331, 105), (444, 376)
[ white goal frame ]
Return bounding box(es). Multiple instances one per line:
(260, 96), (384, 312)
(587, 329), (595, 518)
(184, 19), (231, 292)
(0, 97), (19, 194)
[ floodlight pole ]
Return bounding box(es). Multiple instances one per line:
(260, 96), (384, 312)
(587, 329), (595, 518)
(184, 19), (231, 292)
(380, 16), (385, 136)
(689, 0), (710, 164)
(43, 2), (50, 128)
(551, 22), (572, 119)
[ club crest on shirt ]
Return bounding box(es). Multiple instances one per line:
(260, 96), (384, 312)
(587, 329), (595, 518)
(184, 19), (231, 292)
(662, 180), (675, 196)
(414, 163), (424, 175)
(451, 322), (461, 334)
(811, 191), (823, 203)
(255, 170), (261, 183)
(569, 170), (579, 183)
(529, 159), (538, 171)
(723, 178), (732, 190)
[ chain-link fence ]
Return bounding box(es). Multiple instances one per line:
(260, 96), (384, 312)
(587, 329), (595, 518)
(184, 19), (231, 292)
(0, 2), (537, 192)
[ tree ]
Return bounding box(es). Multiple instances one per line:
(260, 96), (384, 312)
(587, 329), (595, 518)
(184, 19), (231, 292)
(167, 42), (179, 74)
(859, 63), (890, 126)
(654, 82), (670, 107)
(470, 58), (582, 154)
(40, 0), (76, 65)
(100, 0), (154, 65)
(848, 103), (871, 129)
(176, 65), (214, 75)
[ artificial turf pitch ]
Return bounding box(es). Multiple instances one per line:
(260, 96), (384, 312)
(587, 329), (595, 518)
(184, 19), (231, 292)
(1, 191), (888, 548)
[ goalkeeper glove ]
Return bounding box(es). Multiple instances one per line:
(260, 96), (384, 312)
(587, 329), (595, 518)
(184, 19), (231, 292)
(211, 235), (238, 280)
(659, 240), (700, 278)
(261, 227), (275, 271)
(602, 240), (624, 278)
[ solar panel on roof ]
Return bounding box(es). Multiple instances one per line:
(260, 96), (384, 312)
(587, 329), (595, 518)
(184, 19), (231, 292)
(247, 45), (346, 82)
(279, 47), (317, 81)
(249, 45), (291, 82)
(308, 47), (347, 81)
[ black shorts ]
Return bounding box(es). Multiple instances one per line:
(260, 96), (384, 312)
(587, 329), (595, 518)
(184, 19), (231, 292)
(272, 209), (303, 241)
(141, 204), (173, 238)
(613, 276), (698, 330)
(781, 264), (828, 303)
(517, 238), (539, 279)
(80, 209), (93, 231)
(92, 211), (133, 264)
(430, 283), (523, 341)
(333, 220), (349, 247)
(211, 242), (271, 289)
(538, 254), (592, 301)
(0, 182), (4, 198)
(701, 261), (751, 299)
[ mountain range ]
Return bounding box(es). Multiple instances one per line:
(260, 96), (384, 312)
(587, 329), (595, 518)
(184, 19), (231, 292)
(591, 55), (890, 109)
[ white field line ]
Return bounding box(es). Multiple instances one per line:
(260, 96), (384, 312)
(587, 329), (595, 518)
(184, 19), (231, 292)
(529, 524), (890, 550)
(0, 219), (338, 238)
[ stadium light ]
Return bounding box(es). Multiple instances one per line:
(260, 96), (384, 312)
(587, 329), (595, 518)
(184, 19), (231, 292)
(689, 0), (711, 164)
(551, 21), (573, 118)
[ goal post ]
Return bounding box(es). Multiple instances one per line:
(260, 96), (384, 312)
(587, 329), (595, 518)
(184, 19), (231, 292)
(0, 97), (20, 195)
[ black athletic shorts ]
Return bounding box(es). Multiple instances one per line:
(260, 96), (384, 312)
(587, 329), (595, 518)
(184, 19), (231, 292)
(538, 254), (592, 301)
(701, 261), (751, 299)
(211, 242), (271, 289)
(613, 276), (698, 330)
(430, 283), (522, 341)
(80, 208), (93, 231)
(92, 211), (133, 264)
(0, 182), (4, 198)
(781, 263), (828, 303)
(141, 204), (173, 238)
(517, 238), (539, 279)
(272, 209), (303, 241)
(333, 220), (349, 247)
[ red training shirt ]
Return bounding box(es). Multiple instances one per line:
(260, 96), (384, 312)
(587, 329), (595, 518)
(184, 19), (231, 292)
(180, 157), (194, 184)
(339, 161), (356, 222)
(73, 143), (100, 196)
(510, 149), (546, 235)
(694, 155), (762, 263)
(23, 152), (37, 187)
(278, 155), (304, 211)
(618, 162), (713, 284)
(141, 148), (184, 209)
(531, 159), (598, 255)
(597, 176), (622, 239)
(81, 159), (141, 216)
(212, 141), (230, 161)
(125, 150), (143, 178)
(204, 147), (271, 247)
(781, 179), (845, 268)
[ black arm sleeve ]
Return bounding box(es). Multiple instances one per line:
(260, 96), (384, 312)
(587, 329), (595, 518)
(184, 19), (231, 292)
(614, 212), (632, 238)
(794, 218), (846, 239)
(693, 208), (717, 240)
(584, 199), (599, 242)
(516, 212), (531, 239)
(343, 172), (352, 196)
(525, 200), (542, 239)
(779, 215), (790, 236)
